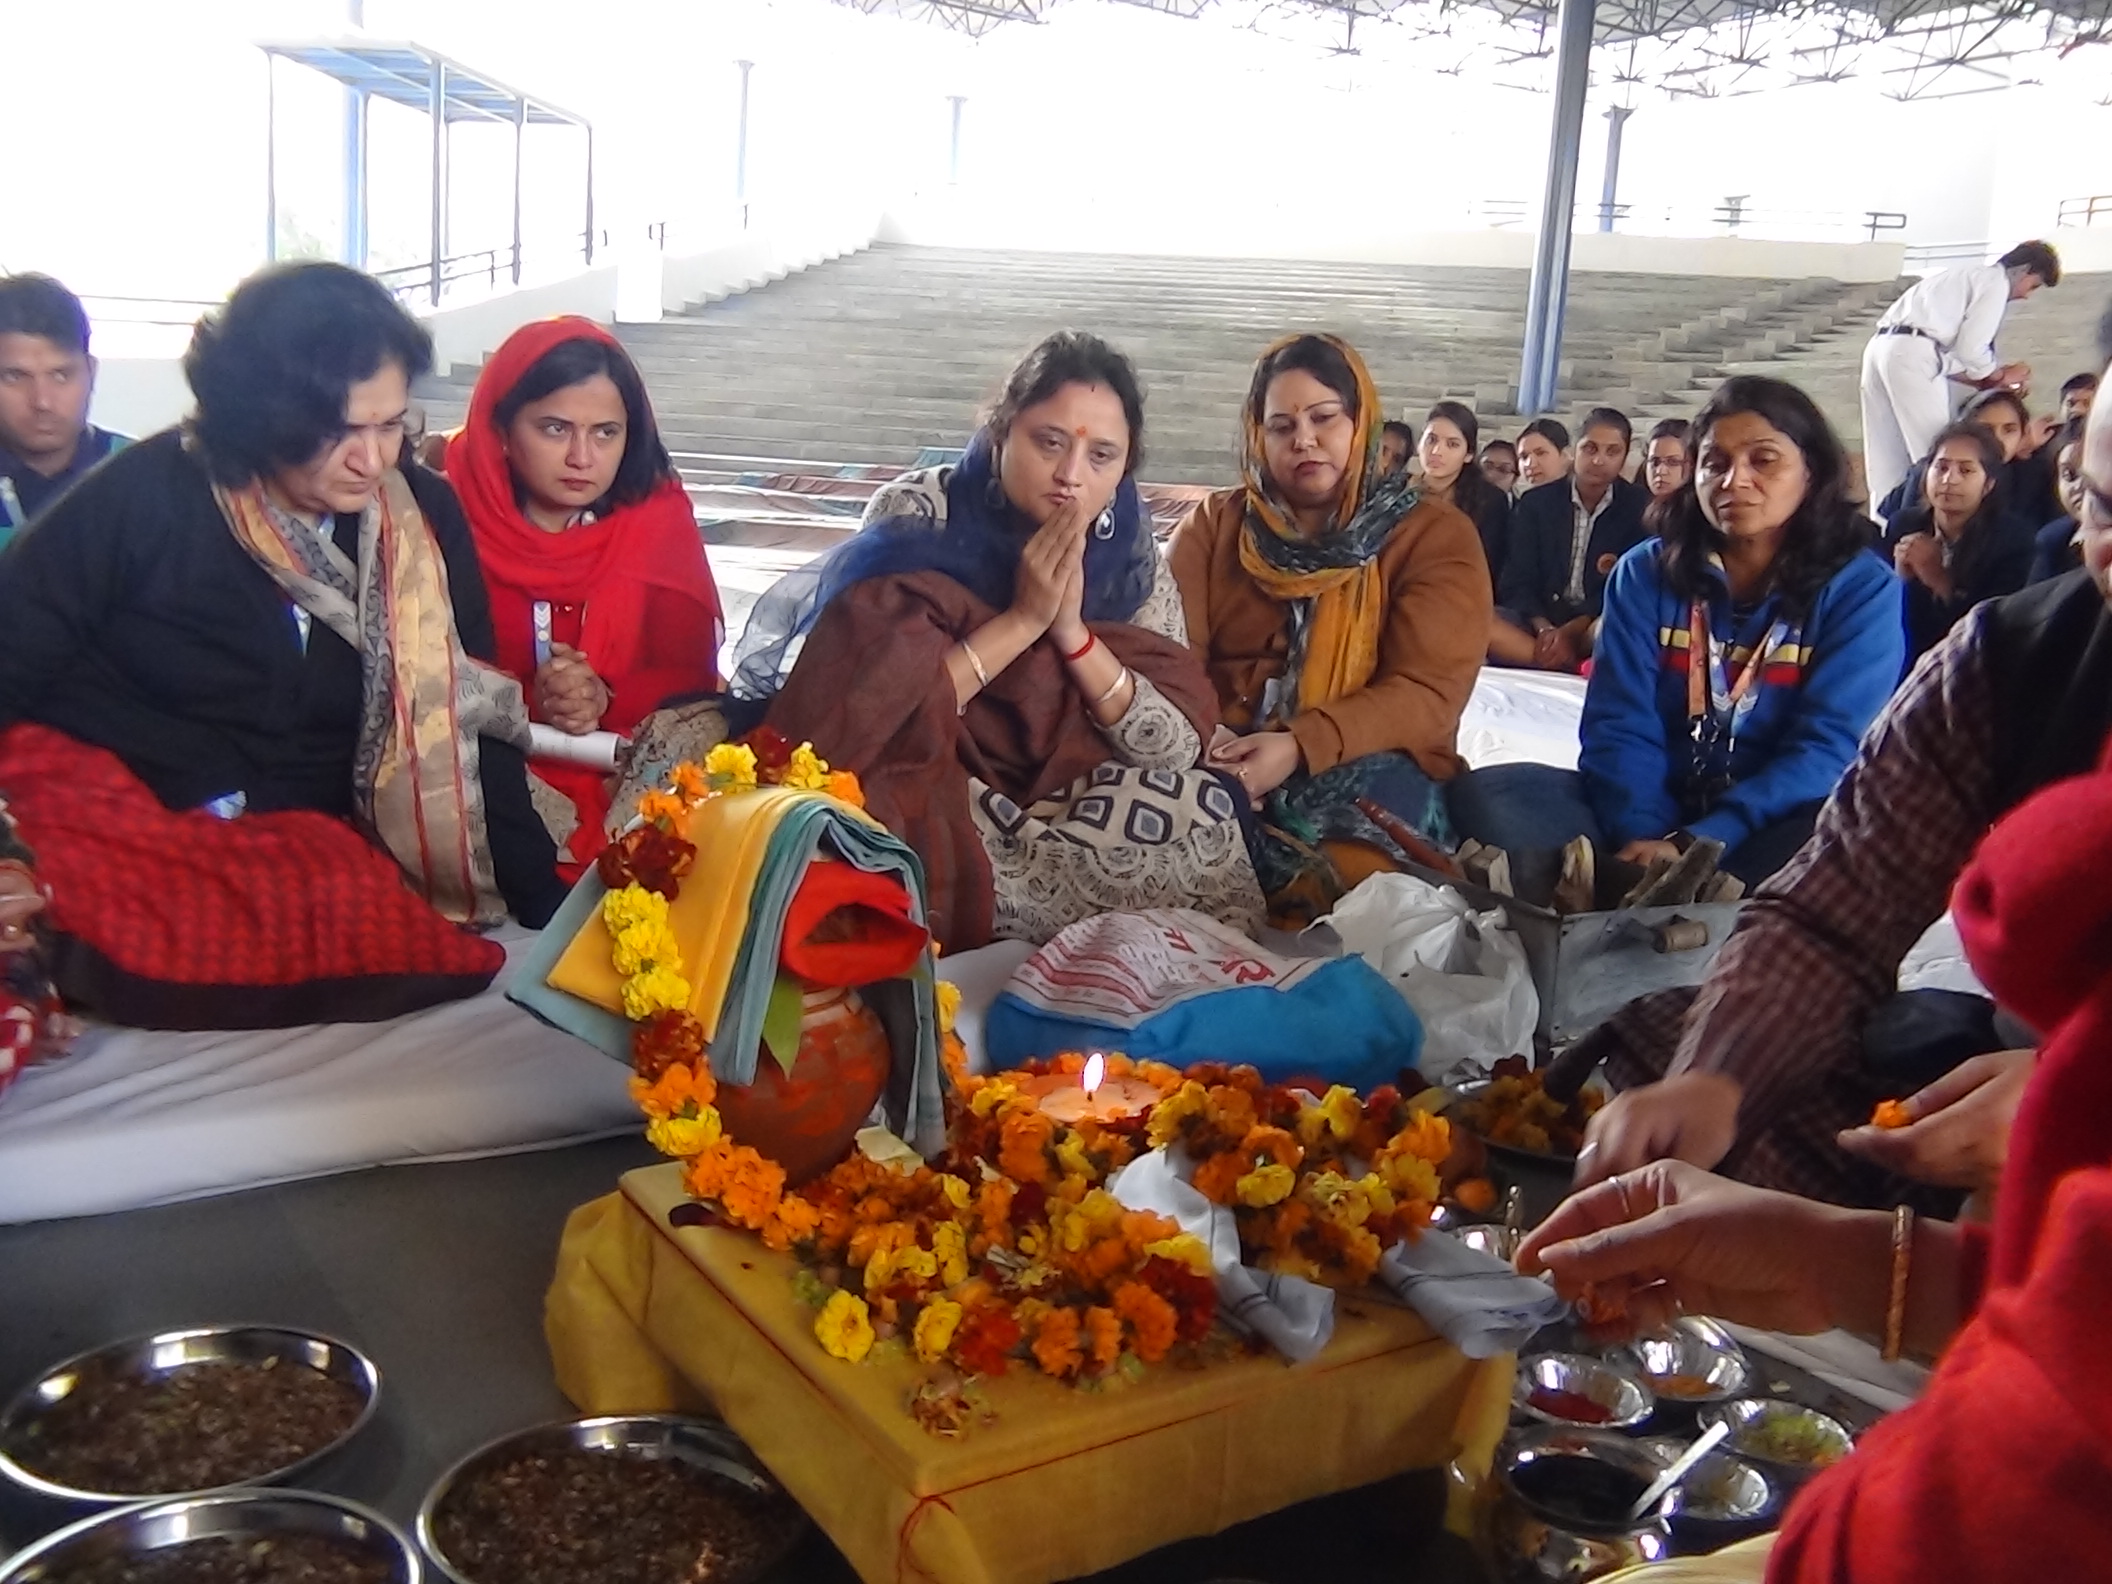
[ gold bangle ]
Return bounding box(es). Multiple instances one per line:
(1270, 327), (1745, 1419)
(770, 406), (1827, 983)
(1881, 1203), (1914, 1362)
(960, 640), (990, 689)
(1092, 666), (1131, 709)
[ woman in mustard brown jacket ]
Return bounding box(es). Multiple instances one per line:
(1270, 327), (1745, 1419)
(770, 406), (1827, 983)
(1167, 334), (1492, 914)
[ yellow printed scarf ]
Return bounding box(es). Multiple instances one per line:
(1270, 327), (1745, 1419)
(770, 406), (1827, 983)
(1235, 333), (1415, 719)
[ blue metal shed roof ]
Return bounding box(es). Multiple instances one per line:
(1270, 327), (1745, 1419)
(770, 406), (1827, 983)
(258, 39), (590, 127)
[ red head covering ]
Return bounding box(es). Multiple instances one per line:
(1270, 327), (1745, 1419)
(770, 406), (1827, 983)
(1953, 733), (2112, 1290)
(446, 316), (721, 699)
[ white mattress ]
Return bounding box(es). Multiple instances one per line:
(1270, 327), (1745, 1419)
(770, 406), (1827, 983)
(0, 929), (640, 1225)
(1457, 668), (1587, 772)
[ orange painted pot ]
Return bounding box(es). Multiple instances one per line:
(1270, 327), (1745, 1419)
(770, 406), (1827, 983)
(714, 985), (892, 1186)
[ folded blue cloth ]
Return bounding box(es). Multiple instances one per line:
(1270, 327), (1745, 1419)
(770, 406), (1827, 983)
(983, 911), (1422, 1091)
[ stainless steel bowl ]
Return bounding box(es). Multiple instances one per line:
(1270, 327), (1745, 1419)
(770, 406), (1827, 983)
(1513, 1351), (1655, 1431)
(1621, 1316), (1753, 1406)
(1485, 1425), (1673, 1584)
(418, 1414), (809, 1584)
(0, 1488), (419, 1583)
(0, 1325), (382, 1506)
(1699, 1397), (1856, 1476)
(1446, 1076), (1609, 1170)
(1662, 1451), (1782, 1526)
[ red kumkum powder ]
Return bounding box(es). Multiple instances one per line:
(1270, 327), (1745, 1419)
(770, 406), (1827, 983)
(1528, 1386), (1616, 1424)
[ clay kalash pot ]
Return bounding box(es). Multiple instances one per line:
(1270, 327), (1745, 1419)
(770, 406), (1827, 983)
(712, 984), (893, 1186)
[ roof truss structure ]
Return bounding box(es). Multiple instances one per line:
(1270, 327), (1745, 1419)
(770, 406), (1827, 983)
(833, 0), (2112, 97)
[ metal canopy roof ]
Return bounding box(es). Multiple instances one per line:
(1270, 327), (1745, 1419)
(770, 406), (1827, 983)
(258, 40), (589, 126)
(836, 0), (2112, 96)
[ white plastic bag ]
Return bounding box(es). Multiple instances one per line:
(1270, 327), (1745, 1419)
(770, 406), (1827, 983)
(1310, 873), (1538, 1084)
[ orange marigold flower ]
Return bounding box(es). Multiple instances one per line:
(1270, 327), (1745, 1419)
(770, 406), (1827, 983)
(760, 1193), (822, 1253)
(630, 1060), (712, 1120)
(1030, 1307), (1086, 1379)
(1190, 1151), (1246, 1207)
(1452, 1177), (1498, 1216)
(1112, 1281), (1179, 1363)
(1204, 1084), (1258, 1140)
(1243, 1125), (1303, 1172)
(952, 1306), (1023, 1377)
(637, 789), (689, 827)
(823, 770), (865, 809)
(1871, 1099), (1913, 1130)
(998, 1110), (1056, 1185)
(1083, 1305), (1123, 1372)
(669, 761), (710, 803)
(714, 1145), (785, 1228)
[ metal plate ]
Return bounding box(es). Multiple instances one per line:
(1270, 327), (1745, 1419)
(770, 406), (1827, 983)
(418, 1415), (809, 1584)
(0, 1325), (382, 1506)
(0, 1489), (419, 1583)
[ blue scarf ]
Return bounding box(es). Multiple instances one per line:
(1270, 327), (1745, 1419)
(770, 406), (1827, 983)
(730, 431), (1156, 698)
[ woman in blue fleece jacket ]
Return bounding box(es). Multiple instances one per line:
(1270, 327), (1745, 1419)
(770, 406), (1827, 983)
(1452, 376), (1905, 886)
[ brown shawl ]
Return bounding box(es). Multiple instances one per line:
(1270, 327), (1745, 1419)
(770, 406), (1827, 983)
(765, 571), (1220, 952)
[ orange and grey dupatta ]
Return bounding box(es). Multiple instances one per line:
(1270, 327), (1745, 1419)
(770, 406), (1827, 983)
(214, 470), (530, 926)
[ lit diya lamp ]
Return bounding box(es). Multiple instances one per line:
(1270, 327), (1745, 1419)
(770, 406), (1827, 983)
(1019, 1053), (1160, 1125)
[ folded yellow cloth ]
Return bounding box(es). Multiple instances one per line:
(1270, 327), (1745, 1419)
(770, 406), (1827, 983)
(547, 785), (805, 1040)
(546, 1163), (1515, 1584)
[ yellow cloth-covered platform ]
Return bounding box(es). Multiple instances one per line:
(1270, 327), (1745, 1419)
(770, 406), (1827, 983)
(547, 1163), (1515, 1584)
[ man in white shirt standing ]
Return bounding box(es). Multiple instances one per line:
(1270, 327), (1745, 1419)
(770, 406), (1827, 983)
(1859, 240), (2059, 514)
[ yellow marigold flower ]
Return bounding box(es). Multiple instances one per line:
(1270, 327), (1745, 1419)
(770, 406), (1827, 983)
(1234, 1162), (1296, 1208)
(646, 1111), (722, 1159)
(865, 1244), (938, 1293)
(914, 1300), (963, 1364)
(937, 1174), (971, 1212)
(932, 1222), (970, 1288)
(1054, 1132), (1096, 1184)
(969, 1080), (1022, 1119)
(669, 761), (709, 803)
(782, 742), (831, 791)
(704, 742), (759, 786)
(1017, 1226), (1045, 1258)
(1144, 1234), (1213, 1277)
(1379, 1150), (1441, 1206)
(612, 919), (682, 977)
(621, 963), (692, 1020)
(602, 884), (668, 937)
(1299, 1085), (1363, 1147)
(1146, 1081), (1209, 1149)
(934, 980), (962, 1036)
(815, 1290), (875, 1363)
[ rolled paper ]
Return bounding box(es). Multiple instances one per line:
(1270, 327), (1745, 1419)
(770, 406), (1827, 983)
(527, 725), (626, 770)
(1651, 916), (1710, 954)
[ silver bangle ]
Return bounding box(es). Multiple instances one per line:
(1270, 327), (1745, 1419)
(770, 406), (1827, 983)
(960, 640), (990, 688)
(1092, 666), (1131, 708)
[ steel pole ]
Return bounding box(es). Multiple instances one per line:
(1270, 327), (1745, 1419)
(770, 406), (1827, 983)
(735, 60), (753, 215)
(948, 95), (966, 185)
(265, 52), (279, 264)
(428, 59), (445, 305)
(343, 0), (366, 267)
(512, 99), (525, 284)
(1516, 0), (1597, 414)
(584, 124), (597, 265)
(1598, 104), (1632, 233)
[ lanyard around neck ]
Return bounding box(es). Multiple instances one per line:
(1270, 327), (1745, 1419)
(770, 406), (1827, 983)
(1686, 598), (1786, 735)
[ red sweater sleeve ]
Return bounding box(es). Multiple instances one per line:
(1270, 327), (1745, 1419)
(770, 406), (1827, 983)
(602, 584), (720, 736)
(1766, 1170), (2112, 1583)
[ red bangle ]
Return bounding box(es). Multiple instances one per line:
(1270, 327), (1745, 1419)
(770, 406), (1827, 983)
(1061, 633), (1096, 663)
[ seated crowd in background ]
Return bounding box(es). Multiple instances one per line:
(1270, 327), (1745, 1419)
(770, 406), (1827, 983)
(1882, 419), (2035, 661)
(0, 275), (130, 551)
(1488, 406), (1650, 672)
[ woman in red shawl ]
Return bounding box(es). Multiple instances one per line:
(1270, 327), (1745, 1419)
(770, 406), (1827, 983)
(449, 318), (722, 875)
(1517, 744), (2112, 1579)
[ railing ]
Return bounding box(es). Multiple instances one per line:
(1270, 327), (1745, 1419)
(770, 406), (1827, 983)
(74, 292), (223, 327)
(1902, 241), (1990, 274)
(1466, 199), (1906, 241)
(375, 222), (670, 308)
(2057, 194), (2112, 228)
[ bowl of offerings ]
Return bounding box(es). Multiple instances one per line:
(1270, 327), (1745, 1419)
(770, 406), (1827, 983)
(1513, 1352), (1655, 1432)
(0, 1488), (419, 1584)
(1485, 1425), (1673, 1584)
(0, 1326), (381, 1506)
(1620, 1316), (1753, 1407)
(417, 1414), (809, 1584)
(1698, 1397), (1856, 1480)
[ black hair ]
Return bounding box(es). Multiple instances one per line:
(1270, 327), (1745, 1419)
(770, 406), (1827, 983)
(2061, 371), (2100, 397)
(1646, 417), (1691, 450)
(184, 262), (432, 486)
(2055, 414), (2088, 456)
(1960, 387), (2029, 433)
(1381, 420), (1417, 447)
(1579, 407), (1633, 448)
(985, 330), (1146, 477)
(1519, 417), (1570, 452)
(491, 335), (676, 511)
(0, 273), (91, 355)
(1481, 438), (1518, 463)
(1998, 239), (2061, 287)
(1246, 335), (1361, 430)
(1423, 401), (1501, 523)
(1652, 375), (1874, 617)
